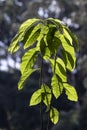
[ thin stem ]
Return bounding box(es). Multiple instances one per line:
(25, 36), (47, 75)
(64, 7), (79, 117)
(39, 56), (44, 130)
(54, 53), (57, 74)
(47, 52), (57, 130)
(40, 102), (44, 130)
(47, 112), (50, 130)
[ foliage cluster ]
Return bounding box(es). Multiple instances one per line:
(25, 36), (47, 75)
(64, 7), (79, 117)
(8, 18), (79, 126)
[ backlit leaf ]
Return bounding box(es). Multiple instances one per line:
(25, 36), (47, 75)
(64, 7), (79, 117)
(41, 84), (52, 107)
(8, 18), (40, 54)
(46, 26), (60, 54)
(50, 107), (59, 124)
(24, 24), (42, 49)
(63, 83), (78, 101)
(49, 58), (67, 82)
(40, 38), (47, 56)
(62, 49), (76, 71)
(63, 27), (72, 45)
(64, 26), (79, 51)
(51, 74), (63, 98)
(18, 68), (38, 90)
(20, 47), (39, 75)
(40, 38), (51, 58)
(8, 33), (22, 54)
(55, 31), (76, 71)
(56, 58), (67, 82)
(18, 18), (40, 34)
(47, 18), (63, 33)
(30, 89), (41, 106)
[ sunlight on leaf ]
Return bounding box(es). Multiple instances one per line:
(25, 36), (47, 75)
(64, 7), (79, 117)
(63, 83), (78, 101)
(8, 33), (22, 54)
(41, 84), (52, 107)
(62, 49), (76, 71)
(49, 58), (67, 82)
(50, 107), (59, 124)
(20, 47), (39, 75)
(64, 26), (79, 51)
(8, 19), (41, 54)
(19, 18), (40, 34)
(51, 74), (63, 98)
(24, 24), (42, 49)
(30, 89), (41, 106)
(63, 27), (72, 45)
(18, 69), (38, 90)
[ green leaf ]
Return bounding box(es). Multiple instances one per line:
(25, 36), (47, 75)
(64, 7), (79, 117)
(72, 34), (79, 52)
(55, 31), (73, 52)
(41, 84), (52, 107)
(46, 26), (60, 54)
(18, 68), (38, 90)
(8, 18), (40, 54)
(18, 47), (39, 90)
(51, 74), (63, 98)
(20, 47), (39, 75)
(40, 25), (49, 35)
(47, 18), (63, 33)
(48, 18), (62, 24)
(63, 83), (78, 101)
(8, 32), (22, 54)
(56, 58), (67, 82)
(62, 49), (76, 71)
(49, 58), (67, 82)
(63, 27), (72, 45)
(18, 18), (40, 34)
(55, 31), (76, 71)
(50, 107), (59, 124)
(24, 24), (42, 49)
(51, 36), (60, 53)
(40, 38), (51, 58)
(64, 26), (79, 51)
(40, 38), (47, 56)
(22, 25), (36, 46)
(30, 89), (41, 106)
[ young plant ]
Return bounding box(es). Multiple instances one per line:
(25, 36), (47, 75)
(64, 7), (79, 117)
(8, 18), (79, 129)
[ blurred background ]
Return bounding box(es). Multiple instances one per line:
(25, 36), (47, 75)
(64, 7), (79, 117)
(0, 0), (87, 130)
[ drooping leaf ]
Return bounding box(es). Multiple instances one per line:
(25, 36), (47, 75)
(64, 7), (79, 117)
(56, 58), (67, 82)
(40, 38), (47, 56)
(8, 32), (22, 54)
(64, 26), (79, 51)
(41, 84), (52, 107)
(46, 25), (60, 54)
(55, 31), (76, 71)
(18, 68), (38, 90)
(47, 18), (63, 33)
(72, 34), (79, 52)
(18, 18), (40, 34)
(30, 89), (41, 106)
(63, 83), (78, 101)
(62, 49), (76, 71)
(51, 74), (63, 98)
(8, 18), (41, 54)
(63, 27), (72, 45)
(43, 47), (51, 60)
(49, 58), (67, 82)
(50, 107), (59, 124)
(50, 36), (60, 53)
(40, 38), (51, 58)
(22, 25), (36, 46)
(40, 25), (49, 35)
(20, 47), (39, 75)
(24, 24), (42, 49)
(48, 18), (62, 24)
(55, 31), (73, 52)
